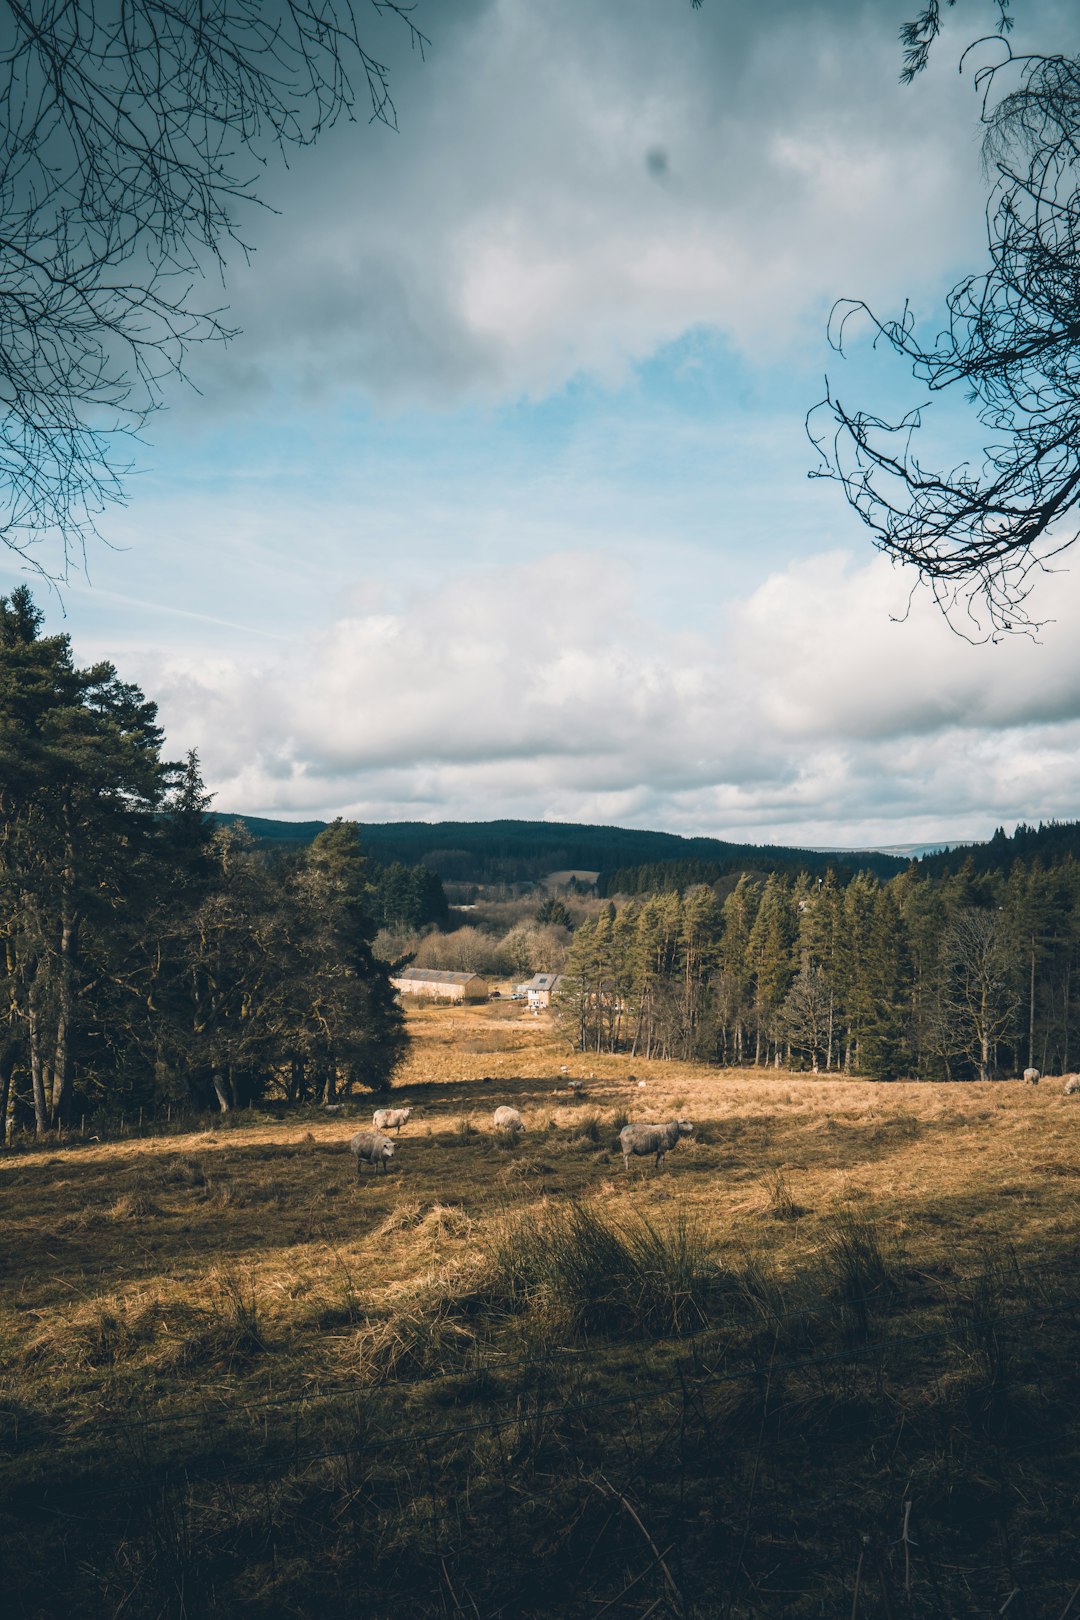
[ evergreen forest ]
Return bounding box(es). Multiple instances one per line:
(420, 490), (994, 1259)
(562, 862), (1080, 1080)
(0, 589), (409, 1139)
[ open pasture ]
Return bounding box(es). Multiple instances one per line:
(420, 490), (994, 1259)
(2, 1002), (1077, 1618)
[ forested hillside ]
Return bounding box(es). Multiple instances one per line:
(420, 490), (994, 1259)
(918, 819), (1080, 876)
(216, 813), (909, 886)
(563, 860), (1080, 1080)
(0, 590), (406, 1139)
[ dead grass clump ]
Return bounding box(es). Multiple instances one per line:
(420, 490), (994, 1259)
(570, 1112), (602, 1146)
(486, 1200), (721, 1339)
(56, 1203), (108, 1233)
(147, 1268), (268, 1369)
(758, 1169), (807, 1221)
(108, 1190), (162, 1221)
(149, 1155), (208, 1189)
(341, 1271), (482, 1384)
(65, 1304), (135, 1367)
(418, 1202), (472, 1240)
(373, 1200), (472, 1241)
(816, 1209), (899, 1340)
(946, 1246), (1021, 1390)
(499, 1157), (556, 1183)
(374, 1200), (426, 1236)
(735, 1250), (800, 1345)
(197, 1177), (241, 1209)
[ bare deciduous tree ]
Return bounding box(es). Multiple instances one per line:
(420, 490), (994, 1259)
(812, 21), (1080, 636)
(0, 1), (425, 571)
(939, 908), (1019, 1081)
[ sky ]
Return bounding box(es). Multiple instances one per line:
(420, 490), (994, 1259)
(7, 0), (1080, 849)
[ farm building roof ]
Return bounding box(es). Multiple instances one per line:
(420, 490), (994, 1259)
(394, 967), (486, 984)
(521, 973), (565, 991)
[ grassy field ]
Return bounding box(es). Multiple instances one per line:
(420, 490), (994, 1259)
(2, 1001), (1078, 1618)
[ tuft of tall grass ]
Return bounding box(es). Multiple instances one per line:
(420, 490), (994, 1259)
(201, 1268), (266, 1362)
(571, 1112), (602, 1146)
(947, 1245), (1021, 1417)
(344, 1281), (481, 1383)
(107, 1190), (161, 1221)
(816, 1209), (898, 1340)
(486, 1199), (721, 1338)
(758, 1168), (804, 1220)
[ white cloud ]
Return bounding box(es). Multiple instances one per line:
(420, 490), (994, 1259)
(116, 545), (1080, 847)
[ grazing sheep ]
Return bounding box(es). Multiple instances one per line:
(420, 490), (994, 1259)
(373, 1106), (412, 1133)
(493, 1105), (525, 1134)
(1064, 1076), (1080, 1096)
(619, 1118), (694, 1172)
(349, 1131), (395, 1177)
(1023, 1067), (1041, 1086)
(566, 1078), (584, 1094)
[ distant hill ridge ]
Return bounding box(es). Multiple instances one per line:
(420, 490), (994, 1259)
(207, 813), (909, 883)
(206, 813), (1080, 888)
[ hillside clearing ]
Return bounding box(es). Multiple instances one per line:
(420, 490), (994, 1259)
(2, 1002), (1077, 1617)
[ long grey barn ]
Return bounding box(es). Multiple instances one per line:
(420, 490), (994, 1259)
(390, 967), (489, 1003)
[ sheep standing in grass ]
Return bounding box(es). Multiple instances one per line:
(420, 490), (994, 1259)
(493, 1106), (525, 1135)
(619, 1118), (694, 1172)
(1023, 1067), (1041, 1085)
(373, 1106), (412, 1134)
(1065, 1076), (1080, 1096)
(349, 1131), (395, 1178)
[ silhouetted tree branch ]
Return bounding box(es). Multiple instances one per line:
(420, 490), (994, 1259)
(811, 20), (1080, 636)
(0, 1), (426, 572)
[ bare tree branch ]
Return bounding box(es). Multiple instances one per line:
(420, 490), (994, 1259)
(0, 1), (427, 573)
(810, 37), (1080, 638)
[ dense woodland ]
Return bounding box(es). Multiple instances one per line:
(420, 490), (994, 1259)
(562, 860), (1080, 1080)
(0, 590), (411, 1139)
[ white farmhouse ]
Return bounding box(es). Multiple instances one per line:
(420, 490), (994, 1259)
(390, 967), (489, 1003)
(521, 972), (565, 1010)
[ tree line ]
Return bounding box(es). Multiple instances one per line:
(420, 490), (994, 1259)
(561, 857), (1080, 1080)
(0, 590), (407, 1139)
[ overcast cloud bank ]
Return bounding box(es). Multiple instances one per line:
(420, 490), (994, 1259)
(120, 548), (1080, 847)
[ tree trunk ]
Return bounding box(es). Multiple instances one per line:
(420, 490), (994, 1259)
(51, 798), (78, 1126)
(1064, 958), (1071, 1073)
(28, 1000), (48, 1134)
(0, 1046), (17, 1146)
(1028, 937), (1037, 1072)
(212, 1068), (230, 1112)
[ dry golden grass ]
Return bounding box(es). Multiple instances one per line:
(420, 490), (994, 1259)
(2, 1001), (1078, 1617)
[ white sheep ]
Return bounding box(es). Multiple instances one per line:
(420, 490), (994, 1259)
(373, 1105), (412, 1133)
(619, 1118), (694, 1172)
(1064, 1076), (1080, 1096)
(349, 1131), (395, 1177)
(1023, 1067), (1041, 1085)
(493, 1105), (525, 1134)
